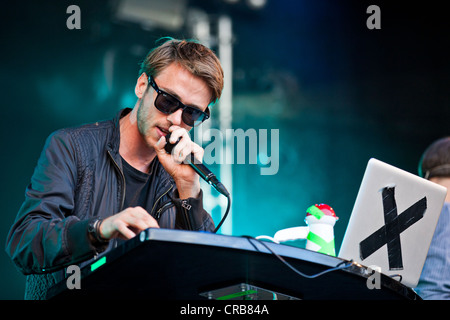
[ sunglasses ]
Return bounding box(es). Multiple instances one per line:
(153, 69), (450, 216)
(148, 75), (210, 127)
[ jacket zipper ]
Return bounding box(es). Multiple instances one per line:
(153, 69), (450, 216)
(150, 184), (173, 217)
(107, 150), (126, 211)
(107, 150), (126, 249)
(182, 205), (192, 230)
(154, 201), (175, 220)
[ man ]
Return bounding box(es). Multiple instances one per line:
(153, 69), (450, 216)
(414, 136), (450, 299)
(5, 38), (224, 299)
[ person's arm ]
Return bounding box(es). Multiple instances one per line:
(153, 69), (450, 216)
(5, 130), (103, 275)
(172, 189), (215, 231)
(153, 126), (215, 232)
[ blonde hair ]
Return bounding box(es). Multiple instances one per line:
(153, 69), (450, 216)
(139, 38), (224, 105)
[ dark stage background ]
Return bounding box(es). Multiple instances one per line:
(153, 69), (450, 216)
(0, 0), (448, 299)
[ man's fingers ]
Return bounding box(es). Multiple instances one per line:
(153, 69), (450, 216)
(168, 126), (188, 144)
(100, 207), (159, 240)
(130, 206), (160, 228)
(173, 140), (192, 163)
(123, 207), (159, 233)
(191, 142), (204, 163)
(165, 127), (204, 164)
(165, 127), (190, 163)
(116, 221), (137, 240)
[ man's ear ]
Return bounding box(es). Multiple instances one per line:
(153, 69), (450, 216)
(135, 73), (149, 99)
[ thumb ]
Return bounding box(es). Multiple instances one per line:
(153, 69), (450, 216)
(155, 136), (168, 154)
(155, 135), (180, 167)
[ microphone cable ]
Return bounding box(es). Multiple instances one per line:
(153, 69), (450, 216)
(213, 193), (231, 233)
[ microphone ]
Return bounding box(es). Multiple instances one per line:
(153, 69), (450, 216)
(164, 133), (230, 197)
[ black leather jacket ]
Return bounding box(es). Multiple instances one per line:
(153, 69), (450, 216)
(5, 108), (214, 299)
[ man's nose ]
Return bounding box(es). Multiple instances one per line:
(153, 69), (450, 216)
(167, 108), (183, 126)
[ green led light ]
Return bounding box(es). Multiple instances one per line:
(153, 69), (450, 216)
(90, 256), (106, 272)
(216, 290), (258, 300)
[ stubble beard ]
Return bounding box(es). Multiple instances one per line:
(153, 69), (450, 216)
(136, 90), (157, 150)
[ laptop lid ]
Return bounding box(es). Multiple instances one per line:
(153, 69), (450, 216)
(338, 158), (447, 288)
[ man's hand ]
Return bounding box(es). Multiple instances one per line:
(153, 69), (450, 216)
(154, 126), (203, 199)
(99, 207), (159, 240)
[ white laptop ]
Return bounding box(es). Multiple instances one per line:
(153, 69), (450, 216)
(338, 158), (447, 288)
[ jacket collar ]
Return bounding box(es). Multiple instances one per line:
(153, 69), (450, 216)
(107, 108), (132, 155)
(107, 107), (174, 186)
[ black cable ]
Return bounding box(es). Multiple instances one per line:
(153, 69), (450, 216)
(213, 193), (231, 233)
(245, 236), (354, 279)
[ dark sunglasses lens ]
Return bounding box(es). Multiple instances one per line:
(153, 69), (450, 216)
(155, 90), (209, 126)
(155, 93), (179, 114)
(183, 107), (206, 126)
